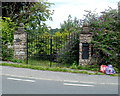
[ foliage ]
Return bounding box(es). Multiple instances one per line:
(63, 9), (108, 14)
(8, 58), (24, 63)
(23, 1), (54, 36)
(60, 15), (82, 33)
(50, 28), (60, 34)
(0, 17), (15, 45)
(83, 8), (120, 68)
(1, 45), (14, 61)
(70, 63), (99, 71)
(28, 58), (57, 67)
(0, 17), (15, 60)
(2, 2), (33, 21)
(2, 1), (54, 37)
(70, 62), (78, 69)
(2, 2), (54, 25)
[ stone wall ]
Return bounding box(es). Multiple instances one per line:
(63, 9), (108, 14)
(13, 24), (27, 60)
(79, 26), (92, 66)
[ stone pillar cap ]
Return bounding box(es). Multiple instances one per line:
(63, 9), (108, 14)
(14, 23), (25, 34)
(19, 23), (24, 27)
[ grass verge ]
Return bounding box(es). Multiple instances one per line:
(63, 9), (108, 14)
(0, 63), (119, 77)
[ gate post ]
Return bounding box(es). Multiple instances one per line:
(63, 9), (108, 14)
(13, 23), (27, 61)
(79, 24), (92, 66)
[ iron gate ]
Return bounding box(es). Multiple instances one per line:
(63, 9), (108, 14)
(27, 32), (79, 67)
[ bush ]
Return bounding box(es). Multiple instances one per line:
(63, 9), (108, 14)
(70, 62), (78, 69)
(83, 8), (119, 68)
(9, 58), (23, 63)
(2, 45), (13, 61)
(0, 17), (15, 61)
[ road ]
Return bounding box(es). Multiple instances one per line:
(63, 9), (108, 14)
(1, 66), (119, 94)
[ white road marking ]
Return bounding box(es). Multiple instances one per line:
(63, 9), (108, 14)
(2, 74), (118, 85)
(64, 83), (94, 87)
(63, 80), (94, 84)
(7, 77), (35, 82)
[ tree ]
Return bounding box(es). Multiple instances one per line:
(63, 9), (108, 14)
(2, 1), (54, 35)
(50, 28), (60, 35)
(2, 2), (54, 25)
(60, 15), (82, 33)
(2, 2), (32, 19)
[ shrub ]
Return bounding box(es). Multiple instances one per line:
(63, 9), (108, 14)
(0, 17), (15, 60)
(83, 8), (119, 68)
(2, 45), (13, 61)
(70, 62), (78, 69)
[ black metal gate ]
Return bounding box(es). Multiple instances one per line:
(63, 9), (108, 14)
(27, 32), (79, 67)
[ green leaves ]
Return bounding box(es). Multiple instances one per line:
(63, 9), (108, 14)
(60, 15), (82, 33)
(1, 17), (15, 60)
(1, 17), (15, 45)
(2, 1), (54, 36)
(86, 8), (120, 67)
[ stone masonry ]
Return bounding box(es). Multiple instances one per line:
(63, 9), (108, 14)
(79, 26), (93, 66)
(13, 23), (27, 60)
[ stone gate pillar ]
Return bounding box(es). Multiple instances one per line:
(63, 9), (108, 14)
(13, 23), (27, 60)
(79, 25), (92, 66)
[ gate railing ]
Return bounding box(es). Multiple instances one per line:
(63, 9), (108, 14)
(27, 32), (79, 67)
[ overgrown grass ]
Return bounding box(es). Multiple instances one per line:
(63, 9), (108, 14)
(2, 58), (24, 63)
(1, 57), (119, 77)
(0, 63), (119, 76)
(28, 58), (55, 67)
(70, 63), (100, 71)
(70, 63), (119, 73)
(1, 52), (119, 75)
(28, 58), (70, 68)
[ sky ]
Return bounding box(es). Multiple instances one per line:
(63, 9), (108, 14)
(46, 0), (119, 29)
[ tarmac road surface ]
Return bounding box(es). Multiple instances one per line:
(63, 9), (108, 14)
(1, 66), (119, 94)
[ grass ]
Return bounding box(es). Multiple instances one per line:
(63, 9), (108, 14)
(2, 58), (24, 63)
(0, 63), (120, 77)
(70, 63), (100, 71)
(1, 58), (119, 77)
(28, 59), (55, 67)
(28, 58), (70, 68)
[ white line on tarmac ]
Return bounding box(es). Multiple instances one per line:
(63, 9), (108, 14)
(3, 74), (58, 81)
(1, 74), (118, 85)
(63, 80), (94, 84)
(64, 83), (94, 87)
(7, 77), (35, 82)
